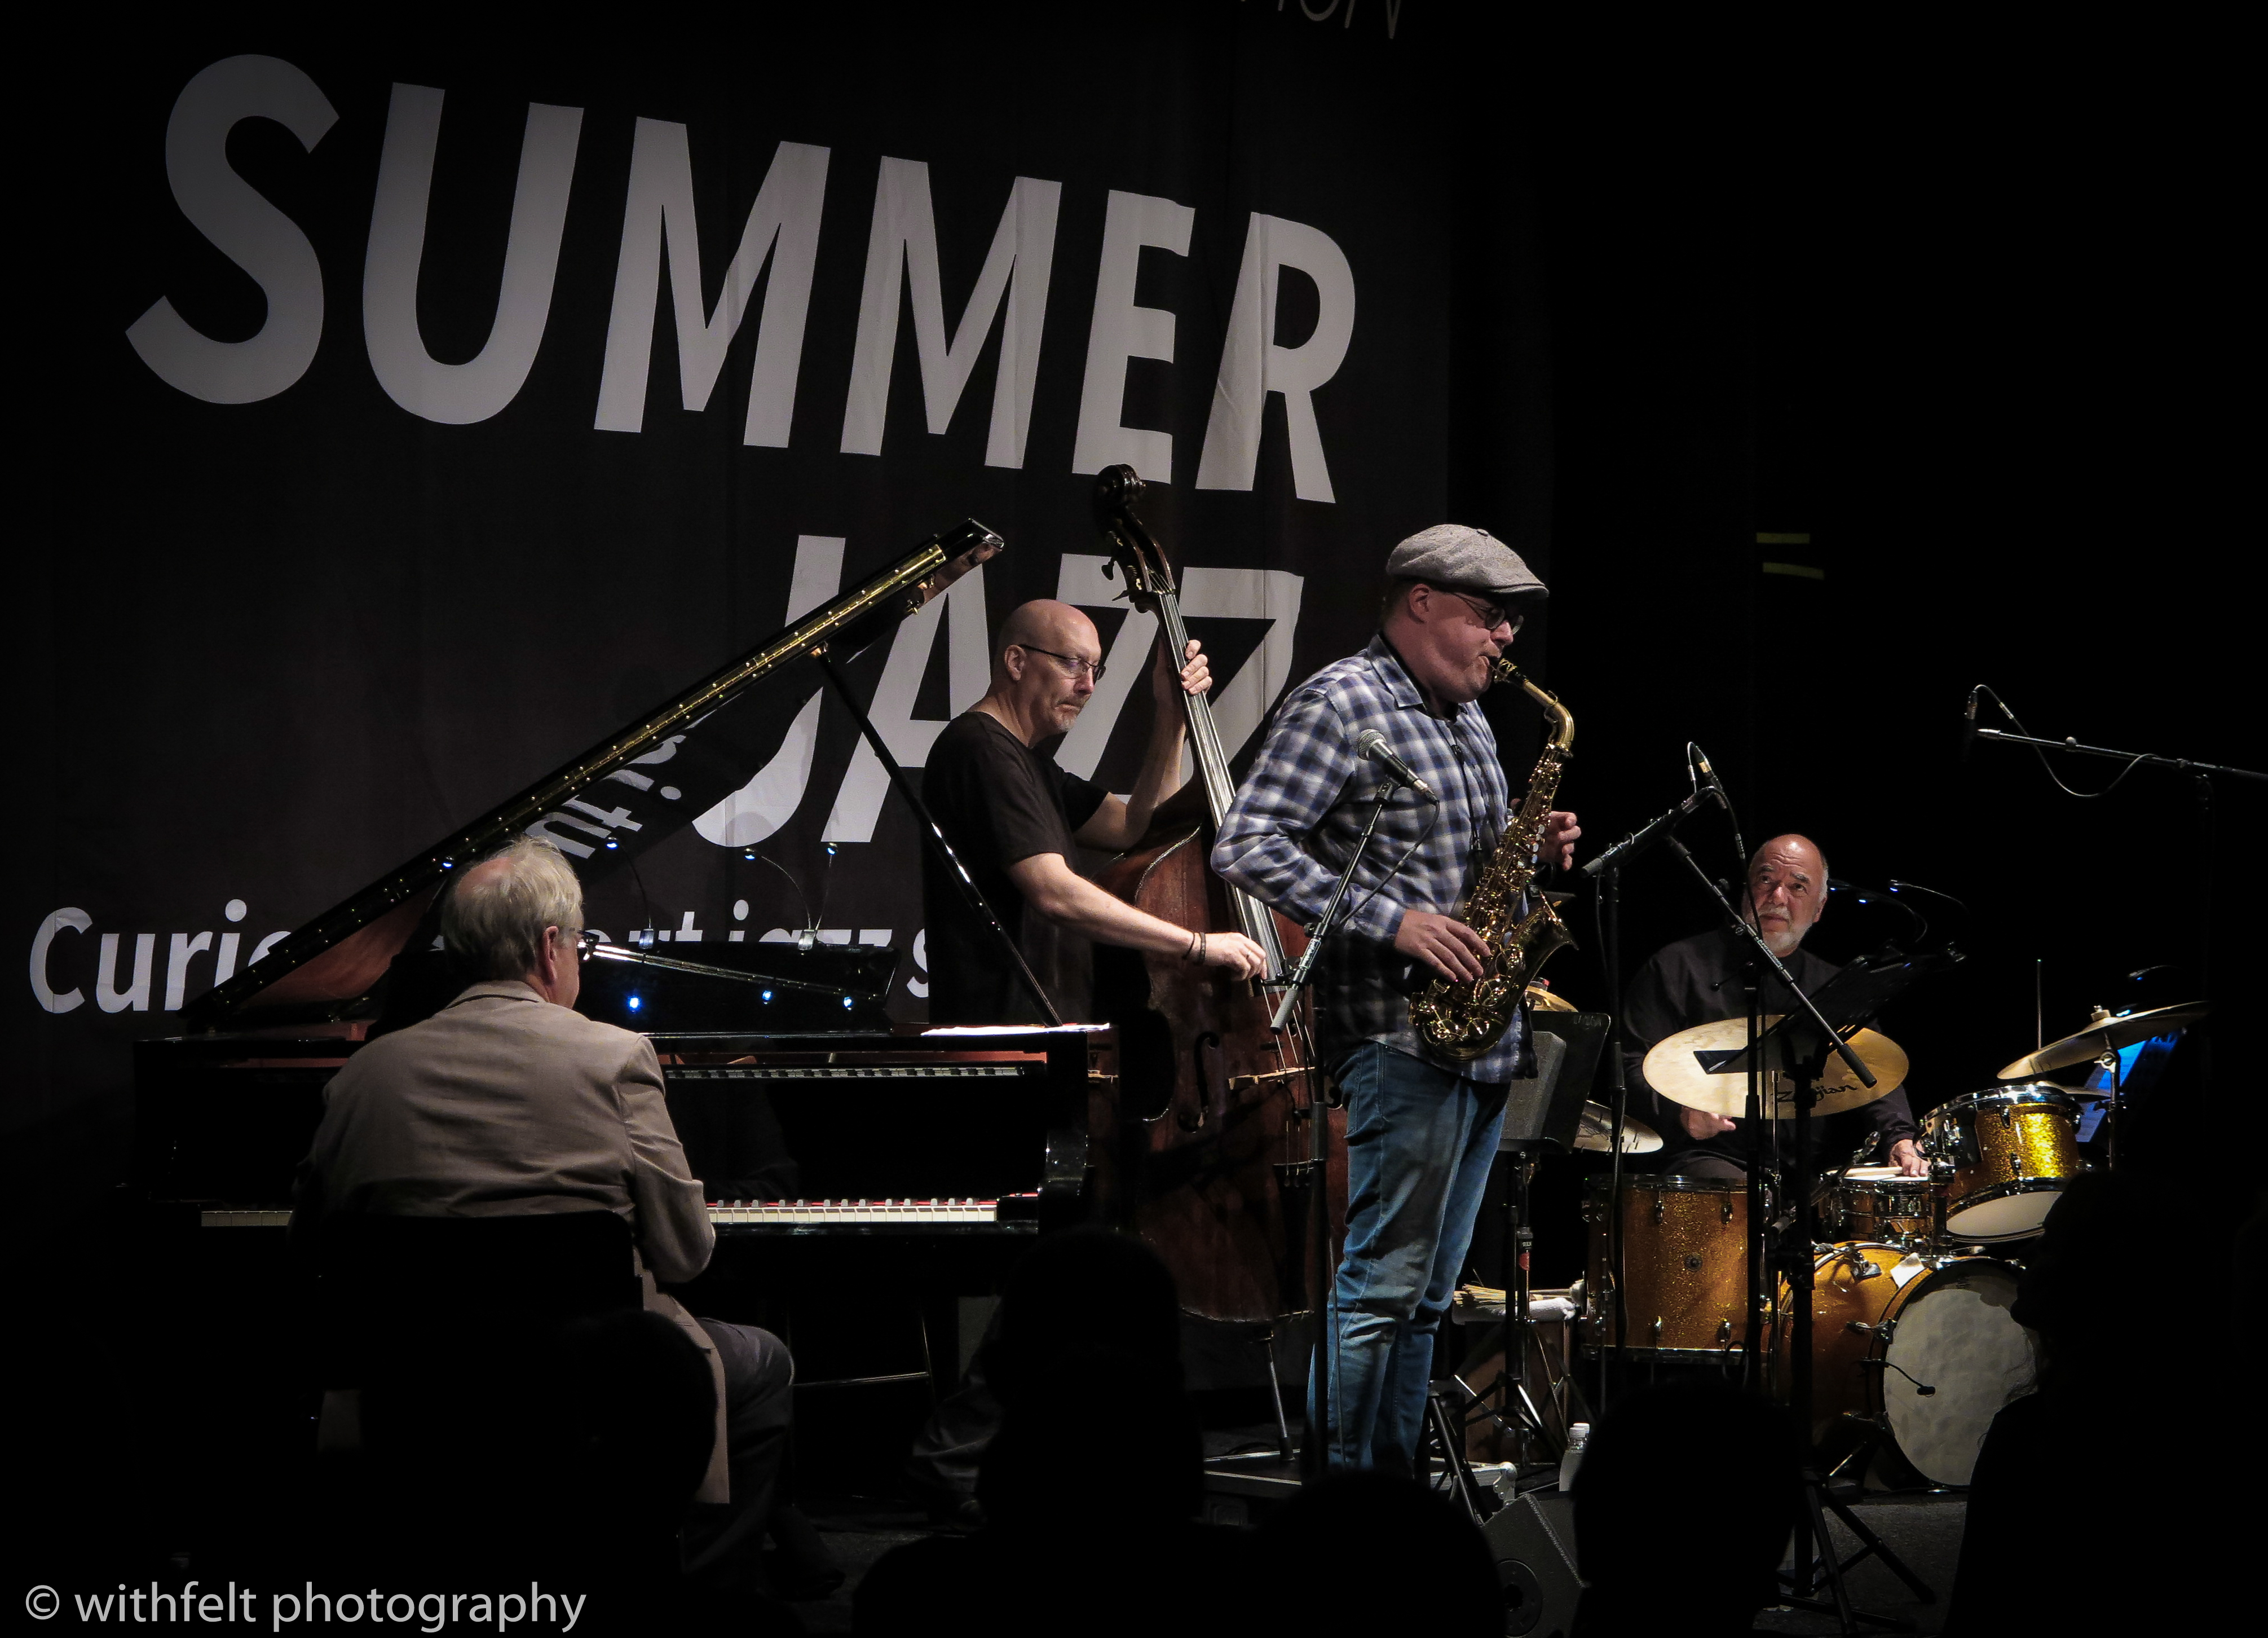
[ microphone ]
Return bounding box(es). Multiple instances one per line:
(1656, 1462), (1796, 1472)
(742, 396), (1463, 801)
(1356, 730), (1437, 800)
(1578, 785), (1711, 878)
(1961, 686), (1979, 763)
(1692, 747), (1731, 813)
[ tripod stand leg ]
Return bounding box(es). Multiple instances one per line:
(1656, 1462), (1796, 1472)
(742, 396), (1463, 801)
(1804, 1476), (1859, 1634)
(1259, 1326), (1293, 1461)
(1422, 1388), (1494, 1528)
(1511, 1376), (1554, 1450)
(1823, 1492), (1935, 1605)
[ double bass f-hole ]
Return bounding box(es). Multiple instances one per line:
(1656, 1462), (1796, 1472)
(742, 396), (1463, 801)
(1182, 1029), (1225, 1131)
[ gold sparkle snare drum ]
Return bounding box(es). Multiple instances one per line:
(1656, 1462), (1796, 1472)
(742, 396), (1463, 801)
(1580, 1175), (1754, 1358)
(1925, 1085), (2085, 1242)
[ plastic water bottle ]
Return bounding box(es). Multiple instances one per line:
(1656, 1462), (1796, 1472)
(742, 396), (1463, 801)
(1558, 1422), (1591, 1492)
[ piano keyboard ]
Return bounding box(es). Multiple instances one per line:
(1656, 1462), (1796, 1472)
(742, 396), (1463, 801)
(663, 1063), (1034, 1081)
(198, 1196), (1038, 1235)
(711, 1197), (1008, 1227)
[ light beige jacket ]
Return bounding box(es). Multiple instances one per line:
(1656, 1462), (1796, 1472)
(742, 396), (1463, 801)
(295, 980), (730, 1503)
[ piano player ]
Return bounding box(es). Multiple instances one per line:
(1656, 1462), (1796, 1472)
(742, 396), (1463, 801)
(292, 836), (791, 1594)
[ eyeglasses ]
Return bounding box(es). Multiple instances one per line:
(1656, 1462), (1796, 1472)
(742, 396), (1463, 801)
(1015, 644), (1106, 683)
(1436, 589), (1526, 635)
(570, 927), (600, 953)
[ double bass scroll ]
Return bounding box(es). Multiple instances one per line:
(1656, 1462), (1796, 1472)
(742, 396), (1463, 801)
(1087, 465), (1344, 1326)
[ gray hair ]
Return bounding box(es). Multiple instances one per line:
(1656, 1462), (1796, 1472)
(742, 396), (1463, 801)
(441, 838), (584, 980)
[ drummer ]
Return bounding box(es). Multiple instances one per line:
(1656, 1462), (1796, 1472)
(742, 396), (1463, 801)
(1625, 834), (1924, 1179)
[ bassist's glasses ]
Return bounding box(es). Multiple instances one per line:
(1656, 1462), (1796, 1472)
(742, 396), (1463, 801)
(1015, 644), (1106, 684)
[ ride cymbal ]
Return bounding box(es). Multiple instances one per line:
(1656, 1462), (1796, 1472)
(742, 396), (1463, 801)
(1997, 999), (2209, 1078)
(1643, 1015), (1907, 1119)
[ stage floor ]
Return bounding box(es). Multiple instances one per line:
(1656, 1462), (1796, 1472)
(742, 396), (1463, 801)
(786, 1491), (1971, 1634)
(1755, 1494), (1966, 1636)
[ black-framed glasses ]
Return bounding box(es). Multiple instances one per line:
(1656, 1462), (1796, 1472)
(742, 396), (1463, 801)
(1015, 644), (1106, 683)
(1437, 588), (1526, 635)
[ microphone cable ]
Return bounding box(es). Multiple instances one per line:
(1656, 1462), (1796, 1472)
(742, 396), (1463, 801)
(1973, 683), (2152, 800)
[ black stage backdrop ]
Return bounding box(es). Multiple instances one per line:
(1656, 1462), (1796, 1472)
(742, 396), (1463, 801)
(16, 12), (2255, 1274)
(15, 10), (1552, 1245)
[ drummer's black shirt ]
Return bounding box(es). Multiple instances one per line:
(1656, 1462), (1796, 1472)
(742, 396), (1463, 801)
(920, 711), (1110, 1026)
(1623, 927), (1919, 1173)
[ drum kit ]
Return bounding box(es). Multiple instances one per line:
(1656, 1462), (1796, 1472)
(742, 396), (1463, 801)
(1572, 998), (2203, 1486)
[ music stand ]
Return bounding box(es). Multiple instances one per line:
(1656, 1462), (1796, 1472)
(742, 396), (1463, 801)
(1479, 1011), (1605, 1468)
(1697, 952), (1952, 1086)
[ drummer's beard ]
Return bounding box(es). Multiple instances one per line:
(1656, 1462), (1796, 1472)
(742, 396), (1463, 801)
(1747, 909), (1803, 957)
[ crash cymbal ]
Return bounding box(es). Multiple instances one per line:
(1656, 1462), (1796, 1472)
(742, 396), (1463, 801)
(1998, 999), (2209, 1079)
(1574, 1101), (1661, 1153)
(1524, 981), (1579, 1014)
(1643, 1015), (1907, 1119)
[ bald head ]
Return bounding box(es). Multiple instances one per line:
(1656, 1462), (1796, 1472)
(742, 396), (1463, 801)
(1744, 834), (1829, 956)
(982, 599), (1105, 743)
(996, 600), (1098, 671)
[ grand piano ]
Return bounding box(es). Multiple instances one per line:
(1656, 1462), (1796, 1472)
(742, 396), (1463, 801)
(147, 518), (1107, 1229)
(136, 522), (1117, 1499)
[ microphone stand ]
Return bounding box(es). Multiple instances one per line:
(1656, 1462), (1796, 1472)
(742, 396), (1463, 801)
(816, 654), (1062, 1026)
(1273, 776), (1413, 1481)
(1973, 716), (2258, 1143)
(1661, 834), (1933, 1631)
(1973, 726), (2265, 785)
(1579, 785), (1713, 1414)
(1573, 785), (1717, 1414)
(1593, 860), (1630, 1422)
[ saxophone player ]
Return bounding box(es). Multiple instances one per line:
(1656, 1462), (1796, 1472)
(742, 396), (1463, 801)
(1214, 526), (1579, 1474)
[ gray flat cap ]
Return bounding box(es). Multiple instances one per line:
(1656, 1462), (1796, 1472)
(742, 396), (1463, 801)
(1385, 525), (1547, 601)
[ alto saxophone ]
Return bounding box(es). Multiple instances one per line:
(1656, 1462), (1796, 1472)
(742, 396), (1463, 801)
(1409, 660), (1576, 1060)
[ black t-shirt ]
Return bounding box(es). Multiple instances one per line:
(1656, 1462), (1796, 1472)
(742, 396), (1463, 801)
(1623, 927), (1918, 1172)
(921, 711), (1110, 1025)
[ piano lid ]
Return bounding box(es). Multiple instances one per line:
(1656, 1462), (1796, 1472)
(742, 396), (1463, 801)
(184, 519), (1004, 1032)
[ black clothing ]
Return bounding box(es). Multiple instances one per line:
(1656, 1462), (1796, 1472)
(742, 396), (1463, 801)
(1623, 927), (1918, 1174)
(921, 711), (1110, 1025)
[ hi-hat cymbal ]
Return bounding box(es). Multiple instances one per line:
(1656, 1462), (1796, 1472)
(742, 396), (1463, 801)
(1574, 1102), (1661, 1153)
(1998, 999), (2209, 1079)
(1643, 1015), (1907, 1119)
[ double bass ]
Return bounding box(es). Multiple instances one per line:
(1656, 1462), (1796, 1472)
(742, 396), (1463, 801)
(1088, 465), (1345, 1324)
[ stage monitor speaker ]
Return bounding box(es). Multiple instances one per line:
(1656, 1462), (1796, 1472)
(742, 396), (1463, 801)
(1484, 1490), (1583, 1638)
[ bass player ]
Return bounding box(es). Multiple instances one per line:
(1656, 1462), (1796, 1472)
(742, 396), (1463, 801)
(921, 597), (1267, 1025)
(1214, 525), (1579, 1474)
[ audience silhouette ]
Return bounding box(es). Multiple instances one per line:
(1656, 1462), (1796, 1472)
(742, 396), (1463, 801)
(855, 1227), (1231, 1634)
(861, 1225), (1518, 1635)
(1945, 1172), (2173, 1633)
(1570, 1382), (1803, 1635)
(1242, 1473), (1501, 1636)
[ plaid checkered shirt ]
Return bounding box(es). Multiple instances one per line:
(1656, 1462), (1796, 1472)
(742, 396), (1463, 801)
(1213, 634), (1527, 1084)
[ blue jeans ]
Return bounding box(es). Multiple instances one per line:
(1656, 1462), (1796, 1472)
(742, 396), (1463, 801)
(1317, 1042), (1508, 1472)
